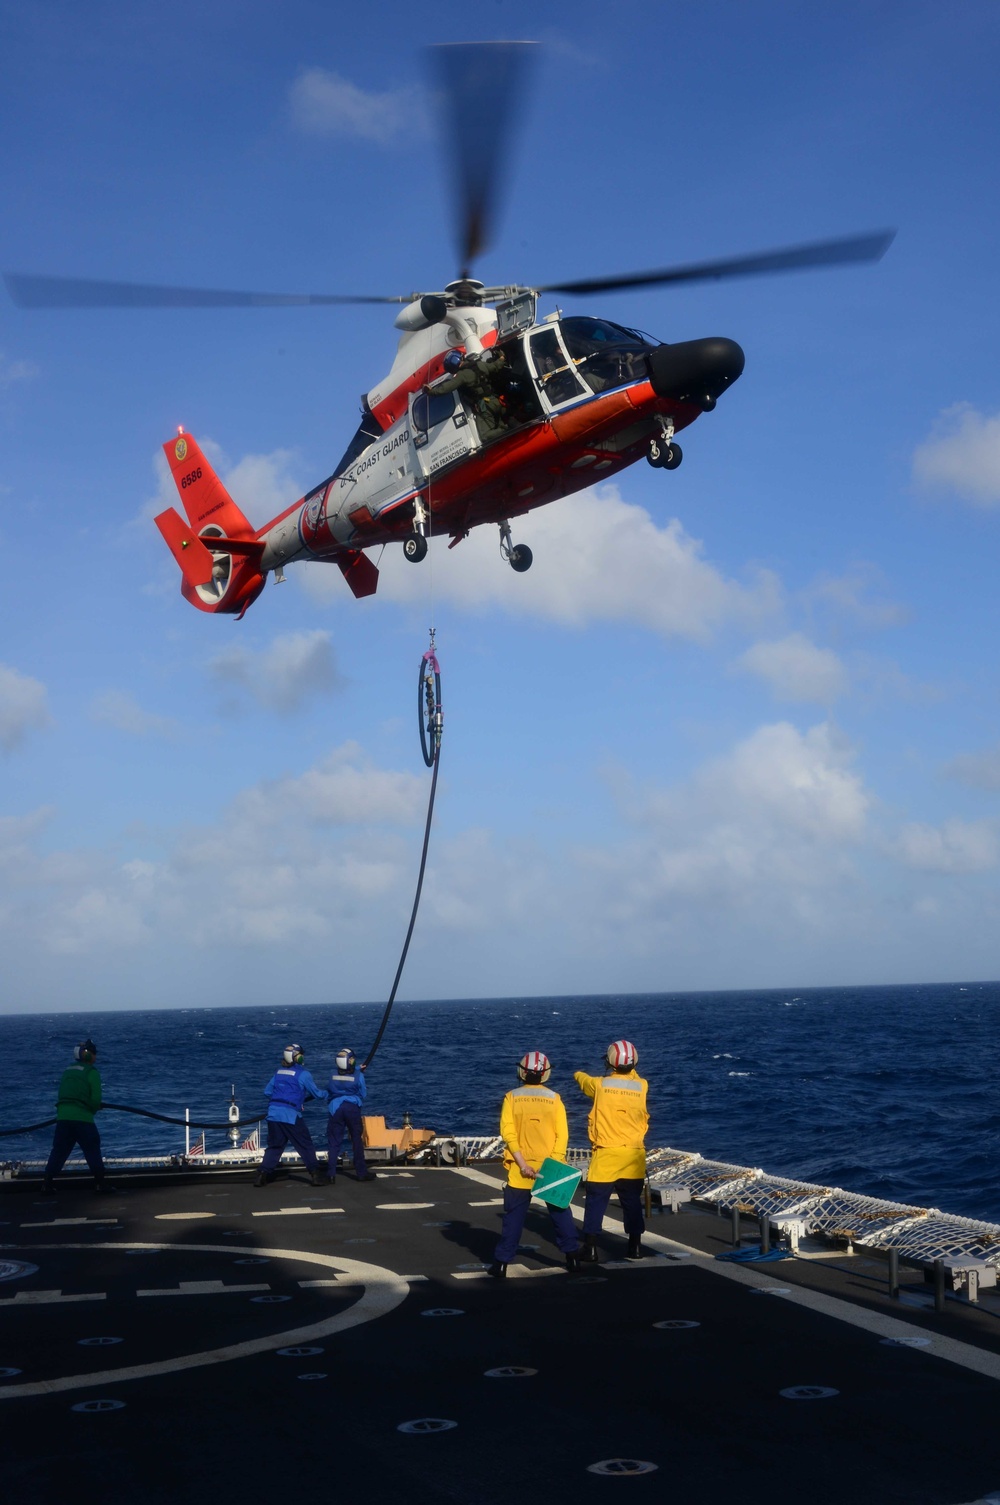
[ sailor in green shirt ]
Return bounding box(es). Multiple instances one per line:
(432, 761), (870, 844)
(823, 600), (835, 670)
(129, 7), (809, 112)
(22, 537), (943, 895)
(43, 1039), (114, 1193)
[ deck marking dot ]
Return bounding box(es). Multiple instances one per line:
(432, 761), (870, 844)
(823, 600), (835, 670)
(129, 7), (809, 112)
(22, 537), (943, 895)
(653, 1319), (700, 1329)
(422, 1221), (452, 1228)
(77, 1337), (122, 1347)
(277, 1346), (323, 1356)
(421, 1307), (464, 1317)
(587, 1459), (658, 1476)
(234, 1257), (270, 1265)
(0, 1260), (38, 1282)
(251, 1294), (291, 1304)
(455, 1262), (490, 1271)
(0, 1242), (409, 1400)
(298, 1372), (327, 1380)
(155, 1212), (216, 1221)
(749, 1287), (790, 1296)
(397, 1417), (458, 1434)
(0, 1367), (21, 1378)
(484, 1366), (537, 1378)
(71, 1398), (126, 1413)
(780, 1385), (839, 1400)
(880, 1335), (931, 1348)
(344, 1238), (375, 1244)
(376, 1203), (435, 1211)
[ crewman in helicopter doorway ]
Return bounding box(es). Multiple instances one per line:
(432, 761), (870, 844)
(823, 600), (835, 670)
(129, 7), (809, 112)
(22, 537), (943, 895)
(488, 1052), (584, 1279)
(574, 1039), (650, 1261)
(326, 1047), (377, 1183)
(254, 1044), (328, 1188)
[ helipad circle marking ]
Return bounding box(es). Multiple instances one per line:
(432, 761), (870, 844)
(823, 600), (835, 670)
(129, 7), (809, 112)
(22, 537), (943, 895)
(277, 1346), (323, 1357)
(298, 1372), (327, 1380)
(880, 1335), (931, 1348)
(587, 1458), (658, 1476)
(421, 1307), (464, 1317)
(397, 1417), (458, 1434)
(0, 1367), (22, 1378)
(422, 1221), (452, 1228)
(345, 1238), (375, 1244)
(77, 1337), (123, 1347)
(71, 1398), (126, 1413)
(0, 1259), (38, 1282)
(749, 1287), (790, 1296)
(0, 1242), (409, 1400)
(456, 1262), (490, 1271)
(252, 1294), (291, 1304)
(576, 1276), (607, 1285)
(484, 1366), (537, 1378)
(653, 1319), (700, 1330)
(235, 1257), (270, 1265)
(780, 1385), (839, 1400)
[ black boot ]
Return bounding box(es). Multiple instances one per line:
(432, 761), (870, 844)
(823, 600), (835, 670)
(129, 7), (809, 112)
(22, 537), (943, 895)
(41, 1179), (54, 1195)
(581, 1234), (600, 1264)
(357, 1171), (378, 1182)
(253, 1170), (270, 1188)
(310, 1168), (328, 1187)
(487, 1262), (507, 1279)
(94, 1181), (118, 1195)
(566, 1250), (584, 1277)
(625, 1236), (647, 1260)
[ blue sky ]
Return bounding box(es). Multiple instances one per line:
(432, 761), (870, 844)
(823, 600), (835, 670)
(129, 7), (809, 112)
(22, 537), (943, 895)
(3, 0), (1000, 1013)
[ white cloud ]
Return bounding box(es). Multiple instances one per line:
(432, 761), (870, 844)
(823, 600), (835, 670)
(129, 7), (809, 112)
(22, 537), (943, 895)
(303, 485), (781, 642)
(894, 818), (999, 874)
(803, 563), (908, 629)
(945, 744), (1000, 791)
(0, 352), (39, 388)
(289, 68), (430, 143)
(0, 663), (52, 751)
(913, 403), (1000, 507)
(90, 690), (179, 739)
(734, 632), (849, 703)
(209, 629), (341, 713)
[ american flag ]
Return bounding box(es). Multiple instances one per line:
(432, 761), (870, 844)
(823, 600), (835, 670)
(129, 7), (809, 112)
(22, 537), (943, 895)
(240, 1127), (260, 1153)
(187, 1132), (206, 1158)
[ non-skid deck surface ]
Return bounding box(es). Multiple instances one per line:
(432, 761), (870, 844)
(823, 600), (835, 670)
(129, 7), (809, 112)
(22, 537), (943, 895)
(2, 1167), (999, 1504)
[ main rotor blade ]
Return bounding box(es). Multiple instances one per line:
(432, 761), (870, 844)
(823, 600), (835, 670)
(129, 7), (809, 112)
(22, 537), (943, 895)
(537, 230), (896, 297)
(432, 41), (535, 276)
(4, 273), (411, 309)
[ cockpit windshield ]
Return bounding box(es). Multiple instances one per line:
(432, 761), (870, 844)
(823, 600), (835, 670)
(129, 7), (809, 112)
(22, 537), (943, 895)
(559, 317), (656, 394)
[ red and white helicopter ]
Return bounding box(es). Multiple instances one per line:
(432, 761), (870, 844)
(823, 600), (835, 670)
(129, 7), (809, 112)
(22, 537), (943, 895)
(6, 44), (893, 621)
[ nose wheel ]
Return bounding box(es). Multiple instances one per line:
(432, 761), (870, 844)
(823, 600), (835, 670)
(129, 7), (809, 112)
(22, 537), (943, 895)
(403, 533), (428, 563)
(647, 437), (683, 469)
(499, 521), (532, 573)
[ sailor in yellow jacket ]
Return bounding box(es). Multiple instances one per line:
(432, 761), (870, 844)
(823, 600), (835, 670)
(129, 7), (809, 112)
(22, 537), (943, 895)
(575, 1039), (649, 1261)
(488, 1052), (583, 1279)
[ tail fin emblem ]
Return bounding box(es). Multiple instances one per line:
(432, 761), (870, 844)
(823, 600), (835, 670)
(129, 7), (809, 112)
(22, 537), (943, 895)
(174, 437), (188, 461)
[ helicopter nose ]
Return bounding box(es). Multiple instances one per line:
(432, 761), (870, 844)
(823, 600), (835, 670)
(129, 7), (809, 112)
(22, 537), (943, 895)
(648, 337), (745, 410)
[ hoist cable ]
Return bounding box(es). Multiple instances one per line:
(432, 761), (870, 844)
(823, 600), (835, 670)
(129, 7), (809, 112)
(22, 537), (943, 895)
(363, 640), (443, 1069)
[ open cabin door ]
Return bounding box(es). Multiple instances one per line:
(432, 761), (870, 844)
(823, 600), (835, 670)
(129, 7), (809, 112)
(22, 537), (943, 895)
(409, 387), (480, 480)
(525, 324), (590, 413)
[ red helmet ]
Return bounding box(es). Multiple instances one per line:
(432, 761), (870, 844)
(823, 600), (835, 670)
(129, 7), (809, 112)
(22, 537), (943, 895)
(517, 1051), (551, 1084)
(606, 1039), (638, 1070)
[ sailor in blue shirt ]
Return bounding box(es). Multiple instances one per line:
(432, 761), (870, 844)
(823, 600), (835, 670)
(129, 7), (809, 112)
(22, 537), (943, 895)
(254, 1044), (328, 1188)
(326, 1048), (377, 1183)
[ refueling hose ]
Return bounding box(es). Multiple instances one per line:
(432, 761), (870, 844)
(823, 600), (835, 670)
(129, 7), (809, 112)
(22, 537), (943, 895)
(363, 634), (443, 1069)
(0, 637), (444, 1140)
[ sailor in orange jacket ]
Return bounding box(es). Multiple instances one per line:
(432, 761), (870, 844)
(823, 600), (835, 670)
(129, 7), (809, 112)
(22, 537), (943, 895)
(575, 1039), (649, 1261)
(488, 1052), (583, 1279)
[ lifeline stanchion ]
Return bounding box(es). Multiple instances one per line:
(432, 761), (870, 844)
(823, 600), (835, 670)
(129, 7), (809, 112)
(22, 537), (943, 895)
(363, 633), (444, 1071)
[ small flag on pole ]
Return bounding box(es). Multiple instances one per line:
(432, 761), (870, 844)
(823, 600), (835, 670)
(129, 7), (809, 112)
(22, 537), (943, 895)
(187, 1132), (206, 1158)
(240, 1127), (260, 1153)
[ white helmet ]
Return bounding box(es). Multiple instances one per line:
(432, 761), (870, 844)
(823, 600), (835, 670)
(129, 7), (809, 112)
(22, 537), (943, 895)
(335, 1048), (356, 1073)
(282, 1044), (304, 1066)
(517, 1051), (551, 1084)
(606, 1039), (638, 1070)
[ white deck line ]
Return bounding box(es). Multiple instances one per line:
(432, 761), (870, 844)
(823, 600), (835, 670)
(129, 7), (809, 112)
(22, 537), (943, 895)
(0, 1289), (106, 1305)
(251, 1207), (344, 1218)
(445, 1166), (1000, 1384)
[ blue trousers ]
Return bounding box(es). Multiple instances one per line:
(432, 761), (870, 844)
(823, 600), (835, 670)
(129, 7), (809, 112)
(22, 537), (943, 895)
(494, 1184), (581, 1264)
(583, 1177), (645, 1238)
(327, 1102), (367, 1179)
(45, 1120), (105, 1182)
(260, 1117), (319, 1173)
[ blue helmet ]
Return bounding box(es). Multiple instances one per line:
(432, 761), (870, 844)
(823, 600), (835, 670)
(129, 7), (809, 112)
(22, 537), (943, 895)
(443, 350), (463, 372)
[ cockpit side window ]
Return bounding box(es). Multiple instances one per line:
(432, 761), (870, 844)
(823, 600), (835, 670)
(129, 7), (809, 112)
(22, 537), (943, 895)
(559, 317), (653, 394)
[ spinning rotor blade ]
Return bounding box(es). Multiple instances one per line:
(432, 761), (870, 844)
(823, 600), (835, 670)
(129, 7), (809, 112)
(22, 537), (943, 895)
(537, 230), (896, 297)
(432, 41), (535, 276)
(4, 273), (411, 309)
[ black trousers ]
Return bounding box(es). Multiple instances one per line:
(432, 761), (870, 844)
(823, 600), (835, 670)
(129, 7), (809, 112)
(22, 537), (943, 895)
(45, 1120), (105, 1181)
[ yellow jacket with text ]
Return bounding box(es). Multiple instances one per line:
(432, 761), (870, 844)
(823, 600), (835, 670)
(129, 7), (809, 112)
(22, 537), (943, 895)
(574, 1069), (649, 1181)
(499, 1085), (569, 1190)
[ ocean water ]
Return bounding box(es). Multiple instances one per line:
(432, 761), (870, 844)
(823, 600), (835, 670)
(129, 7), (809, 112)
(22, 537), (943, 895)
(2, 982), (999, 1224)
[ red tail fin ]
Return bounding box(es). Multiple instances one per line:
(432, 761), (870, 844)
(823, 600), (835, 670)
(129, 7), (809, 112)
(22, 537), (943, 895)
(157, 432), (265, 617)
(163, 432), (254, 537)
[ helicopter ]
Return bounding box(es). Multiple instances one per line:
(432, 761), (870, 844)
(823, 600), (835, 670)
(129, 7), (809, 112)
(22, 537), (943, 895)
(4, 43), (893, 621)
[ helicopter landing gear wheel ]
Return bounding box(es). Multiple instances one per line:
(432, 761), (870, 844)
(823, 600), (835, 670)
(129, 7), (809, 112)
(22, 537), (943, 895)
(661, 442), (683, 470)
(648, 438), (683, 469)
(498, 520), (532, 572)
(403, 534), (428, 563)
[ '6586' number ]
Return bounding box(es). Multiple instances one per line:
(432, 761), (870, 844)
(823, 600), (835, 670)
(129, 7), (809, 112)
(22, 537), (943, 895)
(180, 468), (203, 488)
